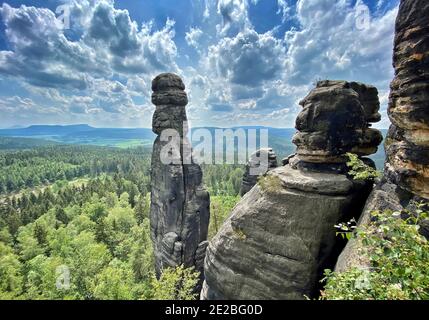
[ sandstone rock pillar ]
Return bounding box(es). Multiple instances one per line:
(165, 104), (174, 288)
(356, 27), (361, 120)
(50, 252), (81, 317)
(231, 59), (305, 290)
(150, 73), (210, 288)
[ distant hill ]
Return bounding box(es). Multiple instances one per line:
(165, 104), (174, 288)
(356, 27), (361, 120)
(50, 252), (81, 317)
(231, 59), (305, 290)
(0, 124), (387, 169)
(0, 136), (60, 150)
(0, 124), (155, 147)
(0, 124), (94, 136)
(0, 124), (286, 144)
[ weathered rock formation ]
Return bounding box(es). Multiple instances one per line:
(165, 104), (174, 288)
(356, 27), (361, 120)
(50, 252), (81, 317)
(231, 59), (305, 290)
(384, 0), (429, 199)
(240, 148), (278, 196)
(150, 73), (210, 288)
(202, 81), (382, 300)
(336, 0), (429, 272)
(292, 80), (382, 170)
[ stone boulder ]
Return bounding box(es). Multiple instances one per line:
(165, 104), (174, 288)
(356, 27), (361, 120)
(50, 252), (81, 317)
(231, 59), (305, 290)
(202, 166), (370, 299)
(335, 178), (427, 272)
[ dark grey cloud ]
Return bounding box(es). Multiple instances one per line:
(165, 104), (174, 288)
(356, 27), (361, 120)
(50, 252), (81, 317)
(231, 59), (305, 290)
(0, 4), (100, 89)
(0, 53), (89, 90)
(208, 28), (285, 87)
(87, 2), (140, 57)
(0, 1), (178, 90)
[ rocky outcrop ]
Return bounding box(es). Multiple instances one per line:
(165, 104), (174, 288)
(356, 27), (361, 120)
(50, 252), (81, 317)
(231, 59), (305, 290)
(202, 81), (382, 300)
(335, 0), (429, 272)
(240, 148), (278, 196)
(150, 73), (210, 289)
(291, 80), (382, 173)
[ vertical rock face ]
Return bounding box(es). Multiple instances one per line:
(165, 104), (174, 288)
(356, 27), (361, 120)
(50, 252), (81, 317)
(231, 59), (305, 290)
(385, 0), (429, 199)
(240, 148), (278, 196)
(335, 0), (429, 273)
(202, 81), (381, 300)
(150, 73), (210, 288)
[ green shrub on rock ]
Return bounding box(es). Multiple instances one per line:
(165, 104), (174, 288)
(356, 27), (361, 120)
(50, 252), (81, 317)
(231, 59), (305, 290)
(322, 204), (429, 300)
(346, 153), (381, 182)
(148, 265), (200, 300)
(257, 175), (283, 194)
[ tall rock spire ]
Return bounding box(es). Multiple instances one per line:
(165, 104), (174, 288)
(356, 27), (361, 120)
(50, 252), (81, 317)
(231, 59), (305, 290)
(150, 73), (210, 289)
(385, 0), (429, 199)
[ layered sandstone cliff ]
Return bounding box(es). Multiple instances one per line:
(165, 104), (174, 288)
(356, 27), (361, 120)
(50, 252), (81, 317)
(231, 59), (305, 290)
(384, 0), (429, 199)
(336, 0), (429, 272)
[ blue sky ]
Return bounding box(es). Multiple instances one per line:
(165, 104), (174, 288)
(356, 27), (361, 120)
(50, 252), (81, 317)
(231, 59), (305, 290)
(0, 0), (399, 128)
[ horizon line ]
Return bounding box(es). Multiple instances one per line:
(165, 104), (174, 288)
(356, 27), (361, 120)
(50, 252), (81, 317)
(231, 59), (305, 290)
(0, 123), (391, 130)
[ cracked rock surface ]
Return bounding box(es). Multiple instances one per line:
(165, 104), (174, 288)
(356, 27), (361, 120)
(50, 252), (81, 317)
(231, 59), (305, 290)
(384, 0), (429, 199)
(150, 73), (210, 289)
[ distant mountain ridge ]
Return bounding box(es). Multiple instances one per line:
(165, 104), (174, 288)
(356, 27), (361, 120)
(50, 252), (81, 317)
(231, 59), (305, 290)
(0, 136), (60, 150)
(0, 124), (94, 136)
(0, 124), (295, 141)
(0, 124), (155, 140)
(0, 124), (387, 168)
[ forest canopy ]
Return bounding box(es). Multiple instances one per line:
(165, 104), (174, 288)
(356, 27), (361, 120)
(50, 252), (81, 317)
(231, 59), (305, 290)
(0, 143), (241, 299)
